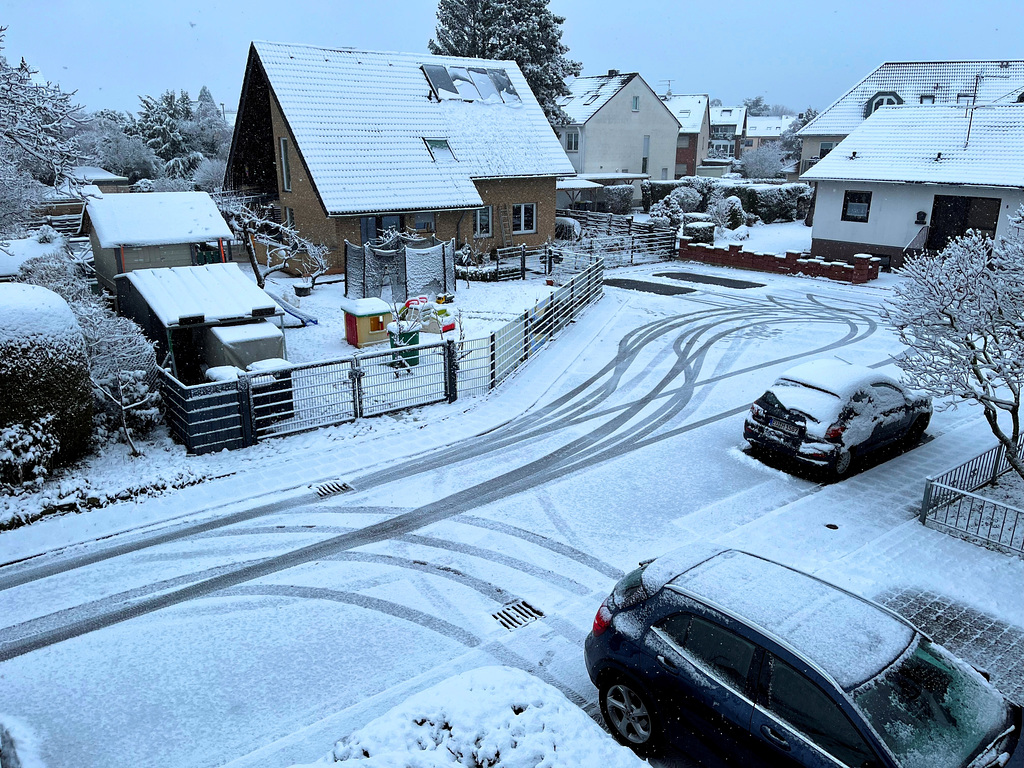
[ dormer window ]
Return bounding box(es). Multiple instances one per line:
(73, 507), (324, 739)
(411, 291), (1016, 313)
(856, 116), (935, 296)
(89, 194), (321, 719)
(920, 95), (935, 104)
(865, 91), (903, 116)
(722, 109), (732, 116)
(424, 138), (456, 162)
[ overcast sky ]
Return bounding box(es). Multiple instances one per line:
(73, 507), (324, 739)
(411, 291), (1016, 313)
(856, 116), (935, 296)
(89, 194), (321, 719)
(1, 0), (1019, 117)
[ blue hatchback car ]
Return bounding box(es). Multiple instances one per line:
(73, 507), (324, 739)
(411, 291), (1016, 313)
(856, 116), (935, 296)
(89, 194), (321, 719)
(585, 545), (1022, 767)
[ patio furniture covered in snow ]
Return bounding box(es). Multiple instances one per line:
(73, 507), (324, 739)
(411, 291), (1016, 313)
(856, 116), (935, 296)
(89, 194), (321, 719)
(115, 262), (284, 385)
(84, 191), (234, 291)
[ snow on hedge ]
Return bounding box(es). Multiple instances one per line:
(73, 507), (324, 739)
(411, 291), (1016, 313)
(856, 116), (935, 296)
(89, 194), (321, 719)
(293, 666), (646, 768)
(0, 283), (83, 347)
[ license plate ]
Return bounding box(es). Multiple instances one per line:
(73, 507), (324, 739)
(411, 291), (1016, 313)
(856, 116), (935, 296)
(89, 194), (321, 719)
(769, 418), (799, 436)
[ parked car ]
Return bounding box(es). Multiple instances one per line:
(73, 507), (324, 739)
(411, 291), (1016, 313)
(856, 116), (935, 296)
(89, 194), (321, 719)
(743, 360), (932, 477)
(585, 545), (1022, 767)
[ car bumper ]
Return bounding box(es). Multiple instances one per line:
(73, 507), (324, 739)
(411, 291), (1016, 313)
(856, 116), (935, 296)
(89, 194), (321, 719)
(744, 419), (839, 468)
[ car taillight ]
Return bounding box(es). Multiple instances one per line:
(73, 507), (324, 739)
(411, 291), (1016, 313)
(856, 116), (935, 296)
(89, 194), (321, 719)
(592, 601), (613, 636)
(750, 402), (765, 419)
(825, 423), (845, 440)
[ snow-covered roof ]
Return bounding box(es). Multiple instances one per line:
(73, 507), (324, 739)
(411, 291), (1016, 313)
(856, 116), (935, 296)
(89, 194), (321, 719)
(799, 60), (1024, 137)
(556, 178), (603, 190)
(86, 191), (232, 249)
(560, 73), (635, 124)
(72, 166), (128, 184)
(662, 94), (709, 134)
(745, 115), (797, 138)
(710, 106), (747, 133)
(670, 550), (915, 689)
(338, 296), (392, 316)
(120, 263), (282, 328)
(250, 41), (574, 216)
(576, 172), (650, 182)
(802, 104), (1024, 188)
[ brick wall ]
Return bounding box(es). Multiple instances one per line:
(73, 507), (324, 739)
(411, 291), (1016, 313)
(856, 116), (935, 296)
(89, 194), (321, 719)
(675, 135), (698, 177)
(677, 237), (880, 284)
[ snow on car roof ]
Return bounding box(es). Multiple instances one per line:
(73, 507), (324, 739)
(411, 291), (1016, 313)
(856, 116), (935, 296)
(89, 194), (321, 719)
(776, 359), (895, 399)
(671, 550), (915, 689)
(86, 191), (232, 249)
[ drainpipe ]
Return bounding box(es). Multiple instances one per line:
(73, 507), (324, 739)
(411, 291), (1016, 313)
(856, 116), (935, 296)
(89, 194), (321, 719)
(456, 210), (467, 247)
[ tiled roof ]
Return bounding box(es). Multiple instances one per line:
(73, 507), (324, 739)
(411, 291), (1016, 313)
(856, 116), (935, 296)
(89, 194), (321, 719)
(253, 41), (574, 216)
(801, 104), (1024, 187)
(745, 115), (797, 138)
(710, 106), (747, 134)
(662, 94), (708, 134)
(559, 73), (634, 124)
(800, 60), (1024, 137)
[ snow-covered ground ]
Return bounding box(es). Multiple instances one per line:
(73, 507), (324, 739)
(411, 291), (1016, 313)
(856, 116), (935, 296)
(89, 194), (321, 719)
(715, 219), (812, 253)
(2, 247), (1023, 768)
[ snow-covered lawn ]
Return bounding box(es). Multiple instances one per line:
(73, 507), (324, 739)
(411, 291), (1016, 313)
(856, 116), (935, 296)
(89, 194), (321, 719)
(715, 219), (812, 254)
(292, 667), (644, 768)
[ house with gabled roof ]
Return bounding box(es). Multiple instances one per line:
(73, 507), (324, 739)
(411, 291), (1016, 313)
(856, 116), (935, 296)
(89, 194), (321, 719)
(741, 115), (796, 155)
(661, 94), (710, 177)
(802, 103), (1024, 268)
(709, 106), (747, 159)
(797, 60), (1024, 174)
(554, 71), (680, 200)
(225, 41), (575, 265)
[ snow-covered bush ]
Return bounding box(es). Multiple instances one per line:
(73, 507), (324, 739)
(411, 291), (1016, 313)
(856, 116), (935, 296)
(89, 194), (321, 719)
(604, 184), (634, 215)
(315, 667), (645, 768)
(649, 194), (684, 230)
(34, 225), (59, 244)
(740, 142), (785, 179)
(640, 179), (653, 212)
(0, 284), (93, 475)
(669, 186), (702, 213)
(192, 157), (227, 192)
(0, 416), (60, 488)
(685, 221), (715, 244)
(554, 216), (581, 240)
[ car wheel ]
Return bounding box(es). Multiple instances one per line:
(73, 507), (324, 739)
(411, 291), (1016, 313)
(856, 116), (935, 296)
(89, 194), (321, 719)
(905, 415), (930, 446)
(832, 449), (853, 478)
(600, 678), (662, 756)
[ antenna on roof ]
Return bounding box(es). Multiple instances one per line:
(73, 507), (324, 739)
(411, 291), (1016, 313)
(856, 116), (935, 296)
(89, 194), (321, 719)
(659, 79), (674, 97)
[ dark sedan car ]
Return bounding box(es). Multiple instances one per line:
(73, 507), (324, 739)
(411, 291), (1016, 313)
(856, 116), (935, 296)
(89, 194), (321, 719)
(744, 360), (932, 477)
(585, 545), (1022, 768)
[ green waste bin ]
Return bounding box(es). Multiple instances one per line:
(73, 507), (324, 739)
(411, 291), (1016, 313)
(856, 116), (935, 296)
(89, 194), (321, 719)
(388, 322), (421, 367)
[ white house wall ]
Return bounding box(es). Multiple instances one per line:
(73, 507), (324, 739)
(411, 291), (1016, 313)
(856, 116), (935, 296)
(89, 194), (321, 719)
(811, 180), (1024, 265)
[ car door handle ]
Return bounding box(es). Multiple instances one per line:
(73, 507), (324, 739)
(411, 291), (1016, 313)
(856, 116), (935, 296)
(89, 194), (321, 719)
(760, 724), (791, 751)
(656, 654), (679, 673)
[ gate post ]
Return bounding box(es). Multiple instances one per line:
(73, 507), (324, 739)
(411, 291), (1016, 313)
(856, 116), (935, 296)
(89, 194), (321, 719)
(520, 244), (527, 280)
(489, 332), (497, 389)
(237, 374), (257, 447)
(920, 479), (933, 524)
(349, 358), (364, 418)
(444, 339), (458, 403)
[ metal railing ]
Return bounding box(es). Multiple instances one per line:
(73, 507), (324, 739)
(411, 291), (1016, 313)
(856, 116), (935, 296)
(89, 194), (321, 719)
(921, 440), (1024, 557)
(161, 258), (605, 452)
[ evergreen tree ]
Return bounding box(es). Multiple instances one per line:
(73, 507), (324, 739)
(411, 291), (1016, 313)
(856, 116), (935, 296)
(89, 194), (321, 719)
(428, 0), (582, 125)
(779, 107), (818, 159)
(742, 96), (769, 116)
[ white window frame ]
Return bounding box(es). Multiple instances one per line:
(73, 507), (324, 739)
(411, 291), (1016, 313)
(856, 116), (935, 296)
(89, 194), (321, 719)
(566, 131), (579, 152)
(473, 206), (492, 238)
(511, 203), (536, 234)
(632, 95), (640, 112)
(280, 136), (291, 192)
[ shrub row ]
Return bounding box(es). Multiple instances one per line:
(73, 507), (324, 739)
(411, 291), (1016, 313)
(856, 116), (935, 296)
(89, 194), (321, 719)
(644, 179), (812, 224)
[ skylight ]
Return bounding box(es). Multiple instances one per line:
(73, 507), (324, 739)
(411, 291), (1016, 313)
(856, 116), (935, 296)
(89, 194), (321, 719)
(678, 109), (690, 117)
(424, 138), (456, 162)
(584, 94), (600, 105)
(422, 64), (522, 104)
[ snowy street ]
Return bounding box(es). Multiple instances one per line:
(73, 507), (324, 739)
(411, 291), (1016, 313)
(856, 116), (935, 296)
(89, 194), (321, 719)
(2, 263), (1023, 767)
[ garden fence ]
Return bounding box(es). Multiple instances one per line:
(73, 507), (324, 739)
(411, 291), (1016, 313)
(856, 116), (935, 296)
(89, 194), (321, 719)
(160, 257), (604, 453)
(920, 440), (1024, 557)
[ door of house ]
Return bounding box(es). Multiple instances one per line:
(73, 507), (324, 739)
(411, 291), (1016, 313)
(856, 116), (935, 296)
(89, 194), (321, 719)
(926, 195), (1001, 251)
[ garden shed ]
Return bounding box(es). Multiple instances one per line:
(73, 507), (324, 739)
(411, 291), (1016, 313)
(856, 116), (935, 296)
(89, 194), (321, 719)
(84, 191), (234, 291)
(115, 263), (284, 384)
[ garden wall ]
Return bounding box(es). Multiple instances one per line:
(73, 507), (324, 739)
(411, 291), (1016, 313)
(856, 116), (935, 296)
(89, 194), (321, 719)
(678, 237), (880, 284)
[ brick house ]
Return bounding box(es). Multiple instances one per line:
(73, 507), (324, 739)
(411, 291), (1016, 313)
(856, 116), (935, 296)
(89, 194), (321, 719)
(554, 71), (680, 197)
(797, 60), (1024, 174)
(661, 94), (710, 177)
(225, 41), (575, 269)
(709, 106), (747, 159)
(803, 104), (1024, 269)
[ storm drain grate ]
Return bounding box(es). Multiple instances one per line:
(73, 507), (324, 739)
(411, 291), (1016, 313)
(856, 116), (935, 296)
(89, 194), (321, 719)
(493, 600), (544, 631)
(315, 480), (355, 498)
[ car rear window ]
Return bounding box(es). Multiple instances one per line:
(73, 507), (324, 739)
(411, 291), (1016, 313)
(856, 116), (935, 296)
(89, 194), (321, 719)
(613, 566), (648, 609)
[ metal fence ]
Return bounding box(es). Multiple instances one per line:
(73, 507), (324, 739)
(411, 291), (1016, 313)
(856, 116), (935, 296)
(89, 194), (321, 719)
(920, 440), (1024, 557)
(160, 258), (604, 453)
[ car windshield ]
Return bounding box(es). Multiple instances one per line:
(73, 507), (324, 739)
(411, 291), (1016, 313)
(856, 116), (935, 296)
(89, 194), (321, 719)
(852, 638), (1010, 768)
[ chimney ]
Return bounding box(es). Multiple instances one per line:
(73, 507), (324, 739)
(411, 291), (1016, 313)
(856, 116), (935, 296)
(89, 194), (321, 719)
(608, 69), (619, 77)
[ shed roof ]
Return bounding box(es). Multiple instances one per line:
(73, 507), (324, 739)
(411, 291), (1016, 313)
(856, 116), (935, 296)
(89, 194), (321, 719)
(802, 104), (1024, 188)
(86, 191), (232, 249)
(799, 60), (1024, 137)
(72, 165), (128, 183)
(560, 72), (635, 124)
(120, 263), (281, 328)
(247, 41), (574, 216)
(662, 94), (709, 134)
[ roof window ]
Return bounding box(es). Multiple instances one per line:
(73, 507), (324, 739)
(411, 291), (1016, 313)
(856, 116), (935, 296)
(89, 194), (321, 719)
(920, 95), (935, 104)
(722, 109), (732, 116)
(584, 94), (600, 105)
(422, 64), (521, 104)
(424, 138), (456, 162)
